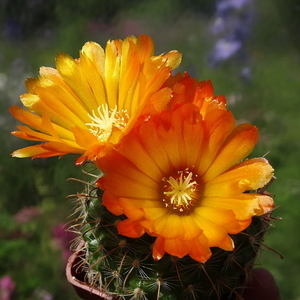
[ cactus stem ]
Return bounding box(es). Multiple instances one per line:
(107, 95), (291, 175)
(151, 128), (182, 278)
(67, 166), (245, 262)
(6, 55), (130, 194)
(129, 288), (147, 300)
(181, 283), (202, 300)
(200, 264), (220, 300)
(214, 277), (244, 300)
(67, 178), (279, 300)
(122, 256), (152, 290)
(103, 268), (123, 289)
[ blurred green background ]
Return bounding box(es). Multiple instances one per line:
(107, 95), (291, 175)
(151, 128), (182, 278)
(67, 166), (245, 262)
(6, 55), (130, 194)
(0, 0), (299, 299)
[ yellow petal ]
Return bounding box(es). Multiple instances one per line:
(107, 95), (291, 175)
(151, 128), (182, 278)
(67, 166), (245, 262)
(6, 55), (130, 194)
(11, 145), (53, 158)
(81, 41), (105, 78)
(56, 52), (99, 113)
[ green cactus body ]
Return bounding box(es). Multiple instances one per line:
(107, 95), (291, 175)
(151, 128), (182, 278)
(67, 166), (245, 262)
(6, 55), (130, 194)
(69, 181), (276, 300)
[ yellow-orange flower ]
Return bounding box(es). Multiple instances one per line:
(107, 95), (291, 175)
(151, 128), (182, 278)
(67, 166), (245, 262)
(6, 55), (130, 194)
(10, 34), (182, 165)
(96, 98), (274, 262)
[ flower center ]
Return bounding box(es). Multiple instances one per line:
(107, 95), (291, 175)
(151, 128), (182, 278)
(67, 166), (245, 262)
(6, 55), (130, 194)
(162, 169), (200, 213)
(86, 104), (130, 142)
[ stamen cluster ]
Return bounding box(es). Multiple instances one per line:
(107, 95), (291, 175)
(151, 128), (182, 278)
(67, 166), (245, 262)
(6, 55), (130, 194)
(162, 169), (199, 213)
(86, 104), (130, 142)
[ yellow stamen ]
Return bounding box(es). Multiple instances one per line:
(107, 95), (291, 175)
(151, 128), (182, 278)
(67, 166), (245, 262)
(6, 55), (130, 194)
(162, 169), (199, 213)
(86, 104), (129, 142)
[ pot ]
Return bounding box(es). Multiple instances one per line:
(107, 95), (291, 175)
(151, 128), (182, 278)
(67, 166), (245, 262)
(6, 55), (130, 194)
(66, 241), (115, 300)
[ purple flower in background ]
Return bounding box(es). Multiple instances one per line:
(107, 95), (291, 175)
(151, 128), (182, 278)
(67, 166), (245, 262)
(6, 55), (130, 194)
(14, 206), (40, 224)
(0, 275), (16, 300)
(209, 0), (253, 71)
(210, 38), (242, 61)
(51, 224), (76, 263)
(216, 0), (250, 15)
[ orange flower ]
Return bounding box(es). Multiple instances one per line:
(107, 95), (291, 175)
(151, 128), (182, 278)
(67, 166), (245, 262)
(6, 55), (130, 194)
(96, 101), (274, 263)
(10, 35), (182, 165)
(166, 72), (227, 114)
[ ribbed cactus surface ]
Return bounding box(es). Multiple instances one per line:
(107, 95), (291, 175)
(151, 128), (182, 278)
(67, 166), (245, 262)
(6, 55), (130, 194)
(70, 183), (275, 300)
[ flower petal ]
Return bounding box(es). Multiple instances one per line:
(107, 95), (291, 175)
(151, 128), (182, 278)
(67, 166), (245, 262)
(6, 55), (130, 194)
(10, 35), (181, 164)
(193, 208), (237, 249)
(117, 219), (145, 238)
(188, 236), (212, 262)
(163, 237), (191, 258)
(97, 149), (159, 198)
(204, 157), (274, 197)
(152, 236), (166, 260)
(95, 90), (275, 262)
(203, 123), (259, 182)
(102, 192), (123, 216)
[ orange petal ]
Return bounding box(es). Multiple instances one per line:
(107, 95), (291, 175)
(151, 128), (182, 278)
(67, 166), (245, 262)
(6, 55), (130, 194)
(136, 34), (154, 61)
(196, 110), (236, 176)
(97, 150), (159, 198)
(117, 219), (145, 238)
(118, 198), (145, 221)
(182, 116), (204, 168)
(179, 215), (203, 240)
(11, 145), (55, 158)
(13, 126), (58, 142)
(163, 238), (190, 258)
(72, 125), (98, 148)
(204, 157), (274, 197)
(193, 209), (236, 249)
(186, 236), (212, 262)
(41, 141), (85, 154)
(152, 236), (166, 260)
(10, 105), (77, 143)
(133, 119), (171, 173)
(194, 207), (247, 233)
(256, 194), (274, 215)
(151, 213), (185, 239)
(116, 129), (164, 181)
(101, 192), (123, 216)
(201, 194), (261, 220)
(202, 123), (259, 182)
(98, 172), (159, 200)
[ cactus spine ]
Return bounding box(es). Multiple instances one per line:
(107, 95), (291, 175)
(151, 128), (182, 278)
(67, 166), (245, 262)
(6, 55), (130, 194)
(68, 177), (277, 300)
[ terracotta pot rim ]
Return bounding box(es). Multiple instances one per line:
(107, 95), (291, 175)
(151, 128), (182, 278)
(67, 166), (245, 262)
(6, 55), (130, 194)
(66, 241), (115, 300)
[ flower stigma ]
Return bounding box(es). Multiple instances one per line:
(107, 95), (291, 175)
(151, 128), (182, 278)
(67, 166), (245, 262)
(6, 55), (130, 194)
(86, 104), (130, 142)
(162, 169), (200, 213)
